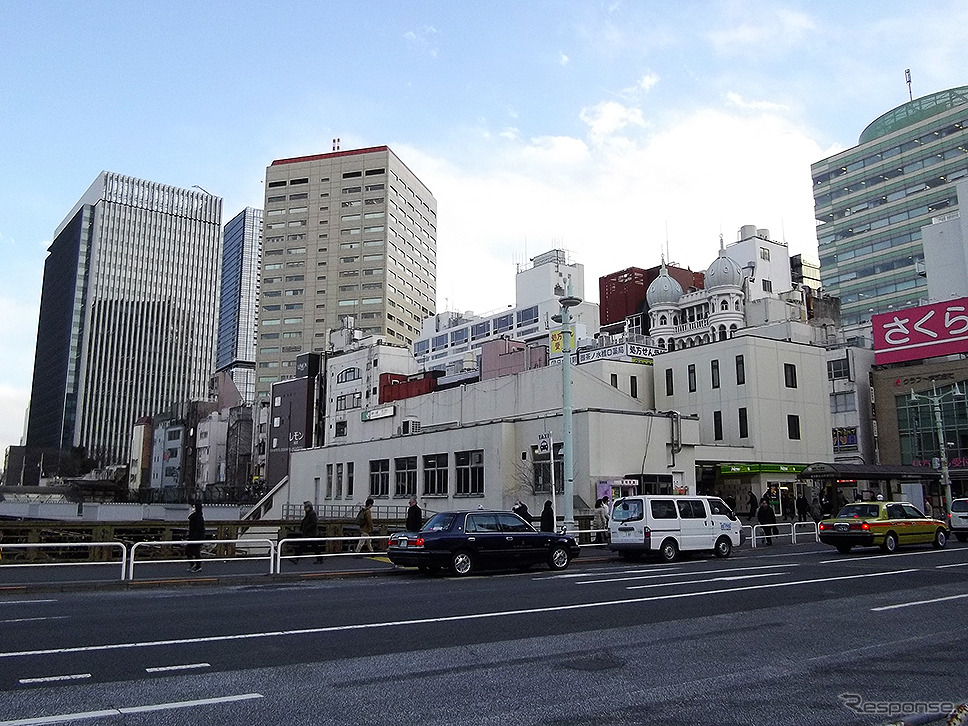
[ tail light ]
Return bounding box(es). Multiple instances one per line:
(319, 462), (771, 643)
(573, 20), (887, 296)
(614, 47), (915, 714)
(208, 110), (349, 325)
(643, 526), (651, 544)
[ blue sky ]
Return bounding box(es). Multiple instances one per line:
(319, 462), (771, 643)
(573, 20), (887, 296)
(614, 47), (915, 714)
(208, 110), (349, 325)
(2, 0), (967, 458)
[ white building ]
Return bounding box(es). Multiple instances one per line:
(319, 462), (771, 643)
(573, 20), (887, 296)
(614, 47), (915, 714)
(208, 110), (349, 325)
(921, 177), (968, 304)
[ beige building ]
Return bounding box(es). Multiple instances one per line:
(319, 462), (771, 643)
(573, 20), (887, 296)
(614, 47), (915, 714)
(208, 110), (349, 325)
(256, 145), (437, 401)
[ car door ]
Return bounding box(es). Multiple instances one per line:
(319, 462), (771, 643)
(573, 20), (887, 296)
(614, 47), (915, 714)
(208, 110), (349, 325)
(885, 503), (912, 545)
(611, 498), (645, 547)
(463, 513), (505, 567)
(497, 513), (540, 564)
(900, 503), (934, 544)
(676, 499), (712, 551)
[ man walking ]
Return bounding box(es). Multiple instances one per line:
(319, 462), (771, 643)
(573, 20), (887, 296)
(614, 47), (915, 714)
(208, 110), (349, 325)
(355, 498), (375, 552)
(405, 498), (422, 532)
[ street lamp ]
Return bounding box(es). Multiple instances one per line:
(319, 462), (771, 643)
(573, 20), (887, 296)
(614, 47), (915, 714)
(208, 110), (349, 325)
(558, 291), (582, 534)
(910, 383), (964, 516)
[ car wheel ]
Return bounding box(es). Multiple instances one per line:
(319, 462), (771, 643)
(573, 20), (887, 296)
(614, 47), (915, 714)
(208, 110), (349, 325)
(933, 528), (947, 549)
(450, 550), (474, 576)
(957, 533), (968, 543)
(658, 538), (678, 563)
(714, 536), (732, 558)
(881, 532), (898, 554)
(548, 545), (570, 571)
(836, 544), (852, 554)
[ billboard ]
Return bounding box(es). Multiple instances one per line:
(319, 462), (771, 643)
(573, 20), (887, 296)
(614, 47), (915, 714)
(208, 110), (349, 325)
(872, 297), (968, 365)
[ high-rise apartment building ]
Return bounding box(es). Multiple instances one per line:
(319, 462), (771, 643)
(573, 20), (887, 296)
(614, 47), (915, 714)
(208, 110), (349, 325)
(812, 85), (968, 342)
(217, 207), (263, 404)
(25, 172), (222, 466)
(255, 145), (437, 399)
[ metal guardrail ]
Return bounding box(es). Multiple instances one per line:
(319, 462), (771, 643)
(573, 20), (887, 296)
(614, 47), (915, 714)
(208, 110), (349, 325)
(0, 542), (127, 580)
(749, 521), (819, 548)
(128, 539), (275, 580)
(276, 534), (391, 571)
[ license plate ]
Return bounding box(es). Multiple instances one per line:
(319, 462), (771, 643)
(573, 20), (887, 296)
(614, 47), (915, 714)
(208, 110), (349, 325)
(398, 539), (408, 548)
(834, 523), (849, 532)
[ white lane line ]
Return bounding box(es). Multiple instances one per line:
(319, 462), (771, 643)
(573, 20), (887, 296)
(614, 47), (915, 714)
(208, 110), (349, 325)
(145, 662), (211, 673)
(0, 693), (264, 725)
(626, 572), (780, 590)
(18, 673), (91, 685)
(577, 562), (800, 585)
(0, 601), (57, 606)
(820, 548), (964, 564)
(937, 562), (968, 569)
(871, 592), (968, 612)
(1, 617), (68, 624)
(545, 566), (683, 579)
(0, 569), (915, 660)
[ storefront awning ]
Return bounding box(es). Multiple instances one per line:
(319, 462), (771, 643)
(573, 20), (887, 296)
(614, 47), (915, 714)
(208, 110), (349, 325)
(797, 462), (942, 482)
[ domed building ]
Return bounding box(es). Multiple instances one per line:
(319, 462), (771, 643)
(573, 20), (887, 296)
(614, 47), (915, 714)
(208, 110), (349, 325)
(647, 237), (747, 351)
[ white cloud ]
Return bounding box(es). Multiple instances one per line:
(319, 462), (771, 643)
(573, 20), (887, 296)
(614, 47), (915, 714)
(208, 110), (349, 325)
(635, 72), (660, 94)
(559, 52), (569, 66)
(404, 26), (440, 58)
(400, 103), (825, 319)
(707, 7), (816, 54)
(726, 92), (789, 112)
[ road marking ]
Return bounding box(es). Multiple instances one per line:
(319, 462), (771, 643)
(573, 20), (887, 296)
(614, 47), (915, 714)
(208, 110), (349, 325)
(871, 592), (968, 612)
(937, 562), (968, 569)
(626, 572), (781, 590)
(0, 569), (915, 660)
(0, 600), (57, 606)
(576, 563), (799, 585)
(819, 548), (962, 564)
(145, 662), (211, 673)
(1, 617), (67, 624)
(0, 693), (264, 725)
(18, 673), (91, 685)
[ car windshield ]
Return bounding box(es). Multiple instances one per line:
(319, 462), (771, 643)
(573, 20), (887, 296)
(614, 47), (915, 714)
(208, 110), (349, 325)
(612, 499), (643, 522)
(837, 504), (880, 519)
(422, 512), (457, 532)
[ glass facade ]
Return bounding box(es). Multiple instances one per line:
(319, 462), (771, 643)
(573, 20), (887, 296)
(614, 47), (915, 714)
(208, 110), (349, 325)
(812, 86), (968, 334)
(217, 207), (263, 403)
(26, 172), (223, 465)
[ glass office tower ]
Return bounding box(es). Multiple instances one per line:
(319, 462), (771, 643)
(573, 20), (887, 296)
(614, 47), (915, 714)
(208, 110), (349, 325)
(25, 172), (223, 465)
(217, 207), (263, 404)
(812, 86), (968, 342)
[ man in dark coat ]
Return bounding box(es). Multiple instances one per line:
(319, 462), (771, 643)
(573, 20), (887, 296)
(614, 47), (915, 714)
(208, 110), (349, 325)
(187, 503), (205, 572)
(540, 500), (555, 532)
(405, 498), (422, 532)
(756, 498), (777, 546)
(298, 501), (321, 563)
(512, 500), (531, 523)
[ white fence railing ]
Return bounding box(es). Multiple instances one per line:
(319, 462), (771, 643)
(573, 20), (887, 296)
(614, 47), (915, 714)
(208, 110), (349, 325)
(0, 542), (127, 580)
(128, 538), (275, 580)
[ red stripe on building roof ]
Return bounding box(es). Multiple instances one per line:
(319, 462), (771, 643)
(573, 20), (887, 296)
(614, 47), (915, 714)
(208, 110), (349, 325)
(270, 145), (390, 166)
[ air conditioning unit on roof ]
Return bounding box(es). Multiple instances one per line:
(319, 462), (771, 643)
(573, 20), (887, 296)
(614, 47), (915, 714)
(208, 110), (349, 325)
(402, 420), (421, 435)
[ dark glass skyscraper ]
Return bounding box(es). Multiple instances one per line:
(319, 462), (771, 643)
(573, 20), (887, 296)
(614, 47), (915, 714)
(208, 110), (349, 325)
(25, 172), (222, 466)
(217, 207), (263, 404)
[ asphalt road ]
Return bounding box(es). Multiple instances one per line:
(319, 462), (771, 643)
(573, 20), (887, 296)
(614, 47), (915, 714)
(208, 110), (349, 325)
(1, 541), (967, 725)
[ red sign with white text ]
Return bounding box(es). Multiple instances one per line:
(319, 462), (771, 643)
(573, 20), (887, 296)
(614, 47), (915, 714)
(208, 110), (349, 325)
(873, 297), (968, 364)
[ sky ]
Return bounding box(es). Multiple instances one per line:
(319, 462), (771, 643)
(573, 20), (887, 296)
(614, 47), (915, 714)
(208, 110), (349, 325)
(1, 0), (967, 462)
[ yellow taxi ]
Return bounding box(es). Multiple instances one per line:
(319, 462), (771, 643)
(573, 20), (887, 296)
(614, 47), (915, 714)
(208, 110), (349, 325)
(818, 500), (948, 554)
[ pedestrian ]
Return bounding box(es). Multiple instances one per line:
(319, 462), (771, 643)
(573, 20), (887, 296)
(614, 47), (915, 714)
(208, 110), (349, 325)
(512, 500), (531, 523)
(406, 498), (422, 532)
(810, 497), (822, 523)
(756, 498), (777, 546)
(540, 499), (555, 533)
(747, 491), (757, 522)
(795, 493), (809, 522)
(186, 502), (205, 572)
(297, 501), (322, 563)
(592, 498), (608, 543)
(355, 497), (375, 552)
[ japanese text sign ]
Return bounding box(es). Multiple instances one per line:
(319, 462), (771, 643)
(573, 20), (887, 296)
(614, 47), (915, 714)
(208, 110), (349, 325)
(873, 297), (968, 364)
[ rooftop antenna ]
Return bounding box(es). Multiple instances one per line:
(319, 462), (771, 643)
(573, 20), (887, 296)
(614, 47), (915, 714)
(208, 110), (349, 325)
(332, 137), (341, 151)
(905, 69), (913, 102)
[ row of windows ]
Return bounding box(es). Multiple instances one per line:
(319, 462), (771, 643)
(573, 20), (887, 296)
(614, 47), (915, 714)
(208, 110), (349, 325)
(364, 451), (485, 498)
(812, 118), (966, 188)
(665, 358), (799, 394)
(817, 192), (958, 245)
(414, 306), (540, 357)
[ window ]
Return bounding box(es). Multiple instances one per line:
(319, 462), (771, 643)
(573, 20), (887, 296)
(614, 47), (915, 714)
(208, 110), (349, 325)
(830, 392), (856, 413)
(665, 369), (674, 396)
(784, 363), (798, 388)
(471, 321), (490, 340)
(827, 357), (850, 380)
(342, 170), (362, 179)
(688, 364), (696, 393)
(394, 457), (417, 498)
(335, 420), (347, 437)
(532, 442), (563, 494)
(787, 414), (801, 440)
(336, 392), (361, 411)
(735, 355), (745, 385)
(337, 367), (361, 383)
(346, 462), (354, 498)
(289, 177), (308, 185)
(630, 376), (638, 399)
(516, 306), (538, 326)
(738, 408), (749, 438)
(456, 450), (484, 495)
(711, 359), (720, 389)
(650, 500), (677, 519)
(760, 247), (770, 261)
(325, 464), (333, 499)
(610, 374), (618, 388)
(677, 500), (707, 518)
(369, 459), (389, 497)
(713, 410), (723, 441)
(423, 454), (448, 496)
(762, 279), (773, 293)
(493, 314), (513, 334)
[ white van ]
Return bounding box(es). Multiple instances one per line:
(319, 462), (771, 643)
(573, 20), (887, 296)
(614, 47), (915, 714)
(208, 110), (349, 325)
(608, 495), (743, 562)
